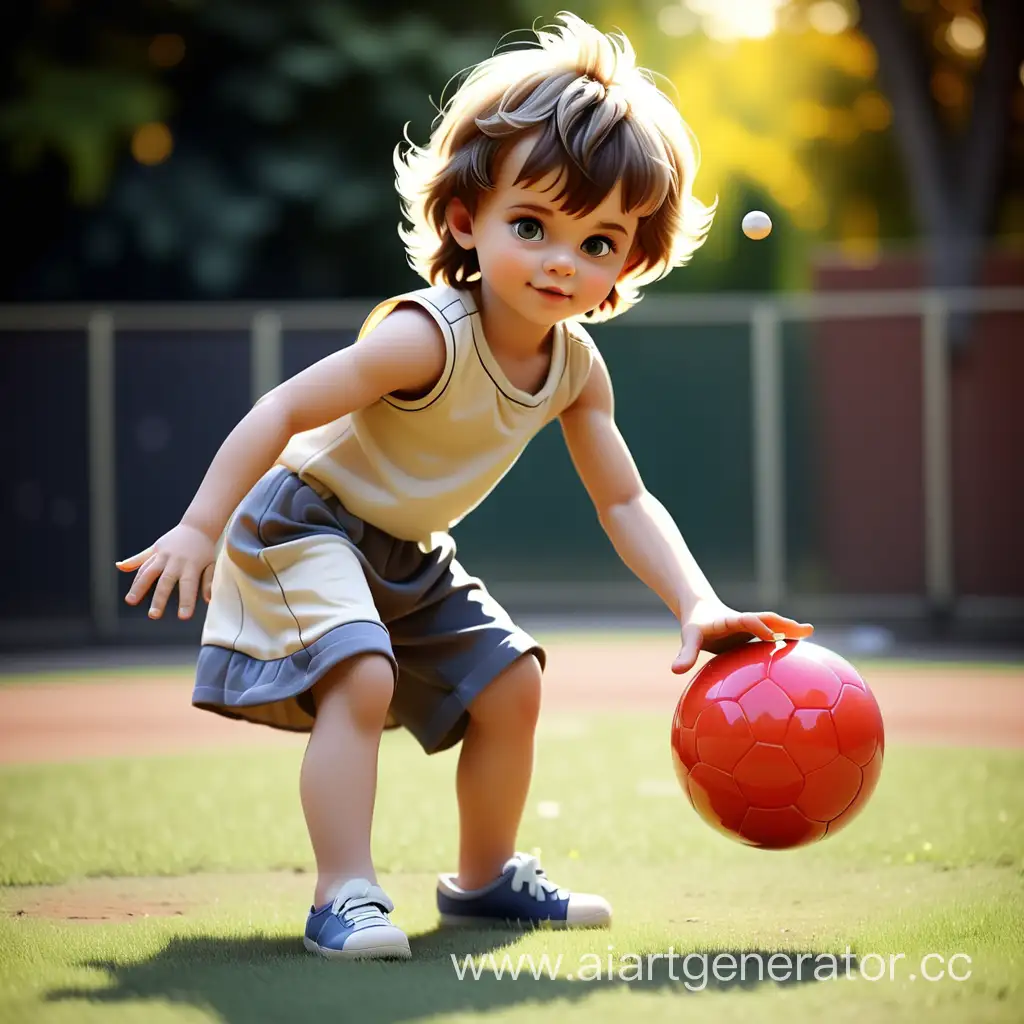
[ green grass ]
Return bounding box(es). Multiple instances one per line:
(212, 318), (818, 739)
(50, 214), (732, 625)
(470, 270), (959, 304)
(2, 713), (1023, 1023)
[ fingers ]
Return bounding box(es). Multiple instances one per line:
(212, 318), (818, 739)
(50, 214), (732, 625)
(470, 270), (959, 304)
(115, 547), (154, 572)
(147, 561), (182, 619)
(124, 553), (167, 607)
(201, 564), (215, 604)
(672, 623), (703, 675)
(176, 569), (200, 620)
(758, 612), (815, 640)
(738, 612), (778, 643)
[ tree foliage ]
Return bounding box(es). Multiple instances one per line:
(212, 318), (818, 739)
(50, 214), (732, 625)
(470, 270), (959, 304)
(3, 0), (529, 300)
(3, 1), (1021, 299)
(592, 0), (1023, 290)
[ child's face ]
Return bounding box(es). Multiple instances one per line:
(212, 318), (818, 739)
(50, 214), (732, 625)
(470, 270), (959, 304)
(447, 134), (642, 326)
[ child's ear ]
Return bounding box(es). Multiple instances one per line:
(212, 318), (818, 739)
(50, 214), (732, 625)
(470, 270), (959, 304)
(445, 198), (475, 250)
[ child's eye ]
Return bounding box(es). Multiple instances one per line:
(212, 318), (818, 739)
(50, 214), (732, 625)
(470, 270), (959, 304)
(512, 218), (544, 241)
(581, 235), (615, 257)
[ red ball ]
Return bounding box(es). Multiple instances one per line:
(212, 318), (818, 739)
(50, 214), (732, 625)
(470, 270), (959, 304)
(670, 640), (884, 849)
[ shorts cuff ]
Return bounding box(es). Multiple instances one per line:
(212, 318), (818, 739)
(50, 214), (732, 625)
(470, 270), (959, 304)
(193, 620), (397, 730)
(417, 630), (545, 754)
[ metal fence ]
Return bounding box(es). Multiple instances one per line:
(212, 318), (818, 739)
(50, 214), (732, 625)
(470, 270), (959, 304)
(1, 285), (1022, 644)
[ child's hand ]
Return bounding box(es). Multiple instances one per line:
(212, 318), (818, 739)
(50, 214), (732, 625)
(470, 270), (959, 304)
(115, 523), (217, 621)
(672, 598), (813, 674)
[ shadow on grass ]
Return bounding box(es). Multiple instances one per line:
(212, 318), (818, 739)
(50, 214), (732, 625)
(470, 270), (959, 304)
(48, 927), (853, 1022)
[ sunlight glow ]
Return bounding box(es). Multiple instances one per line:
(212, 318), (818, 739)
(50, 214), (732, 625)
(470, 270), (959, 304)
(683, 0), (789, 41)
(658, 4), (698, 38)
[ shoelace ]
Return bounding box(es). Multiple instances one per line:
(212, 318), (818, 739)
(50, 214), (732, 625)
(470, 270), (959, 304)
(331, 890), (393, 928)
(508, 854), (567, 902)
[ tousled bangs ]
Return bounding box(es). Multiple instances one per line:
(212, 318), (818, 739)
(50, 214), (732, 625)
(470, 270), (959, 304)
(513, 115), (672, 223)
(394, 13), (715, 322)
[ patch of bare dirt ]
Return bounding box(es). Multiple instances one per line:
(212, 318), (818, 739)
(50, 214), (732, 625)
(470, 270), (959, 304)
(0, 641), (1020, 766)
(2, 872), (309, 923)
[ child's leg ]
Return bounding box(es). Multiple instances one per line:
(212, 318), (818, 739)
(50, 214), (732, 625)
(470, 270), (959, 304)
(301, 652), (394, 907)
(455, 653), (543, 890)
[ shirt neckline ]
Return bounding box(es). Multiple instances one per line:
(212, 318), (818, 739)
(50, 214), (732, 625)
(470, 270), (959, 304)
(459, 288), (567, 409)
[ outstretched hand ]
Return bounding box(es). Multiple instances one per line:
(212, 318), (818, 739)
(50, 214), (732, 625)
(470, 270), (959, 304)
(115, 522), (217, 621)
(672, 598), (814, 674)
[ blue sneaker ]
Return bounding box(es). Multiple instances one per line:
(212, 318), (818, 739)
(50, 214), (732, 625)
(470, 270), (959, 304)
(304, 879), (411, 960)
(437, 852), (611, 929)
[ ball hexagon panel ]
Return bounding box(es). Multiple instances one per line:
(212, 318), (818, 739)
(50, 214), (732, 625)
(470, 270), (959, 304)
(785, 708), (840, 773)
(671, 746), (690, 794)
(795, 754), (862, 821)
(739, 806), (827, 849)
(831, 683), (884, 766)
(682, 644), (771, 710)
(677, 682), (708, 729)
(671, 723), (699, 773)
(694, 700), (755, 772)
(685, 762), (748, 834)
(716, 664), (770, 701)
(807, 643), (868, 690)
(738, 679), (795, 743)
(768, 645), (844, 708)
(733, 744), (805, 808)
(828, 745), (884, 836)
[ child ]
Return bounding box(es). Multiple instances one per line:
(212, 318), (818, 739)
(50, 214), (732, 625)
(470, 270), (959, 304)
(117, 12), (813, 960)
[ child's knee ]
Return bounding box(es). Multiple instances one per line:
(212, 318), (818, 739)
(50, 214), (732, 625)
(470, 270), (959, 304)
(470, 654), (543, 730)
(314, 653), (395, 731)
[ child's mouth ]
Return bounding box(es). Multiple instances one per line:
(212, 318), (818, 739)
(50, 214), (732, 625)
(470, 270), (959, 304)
(532, 285), (572, 300)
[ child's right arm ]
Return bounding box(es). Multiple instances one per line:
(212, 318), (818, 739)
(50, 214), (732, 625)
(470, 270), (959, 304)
(115, 306), (446, 621)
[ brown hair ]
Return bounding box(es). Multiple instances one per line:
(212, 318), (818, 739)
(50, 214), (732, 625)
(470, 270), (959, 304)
(394, 12), (715, 322)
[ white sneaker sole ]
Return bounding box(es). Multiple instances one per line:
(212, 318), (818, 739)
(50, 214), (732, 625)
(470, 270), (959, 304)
(438, 910), (610, 930)
(303, 936), (412, 961)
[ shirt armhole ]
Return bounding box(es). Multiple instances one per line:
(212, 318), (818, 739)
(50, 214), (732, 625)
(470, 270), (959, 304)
(564, 322), (597, 409)
(357, 291), (457, 411)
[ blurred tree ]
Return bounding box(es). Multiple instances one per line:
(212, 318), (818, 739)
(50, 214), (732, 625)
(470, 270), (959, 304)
(857, 0), (1024, 291)
(4, 2), (1020, 300)
(1, 0), (528, 300)
(581, 0), (1023, 292)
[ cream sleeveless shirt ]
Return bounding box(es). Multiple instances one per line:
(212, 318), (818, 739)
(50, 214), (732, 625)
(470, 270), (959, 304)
(277, 284), (596, 545)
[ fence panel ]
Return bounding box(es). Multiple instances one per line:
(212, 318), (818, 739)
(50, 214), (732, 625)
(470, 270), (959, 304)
(1, 286), (1021, 642)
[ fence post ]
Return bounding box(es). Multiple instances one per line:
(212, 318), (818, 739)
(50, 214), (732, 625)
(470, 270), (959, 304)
(922, 291), (954, 612)
(751, 302), (785, 609)
(87, 311), (118, 637)
(251, 310), (282, 405)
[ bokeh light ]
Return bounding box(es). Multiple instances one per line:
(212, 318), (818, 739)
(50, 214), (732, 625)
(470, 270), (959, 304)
(931, 68), (965, 108)
(945, 15), (985, 57)
(131, 122), (174, 165)
(148, 33), (186, 69)
(684, 0), (789, 41)
(807, 1), (854, 36)
(853, 91), (892, 131)
(657, 4), (698, 37)
(790, 101), (831, 139)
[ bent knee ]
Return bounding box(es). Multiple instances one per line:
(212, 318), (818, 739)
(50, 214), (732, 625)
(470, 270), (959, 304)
(470, 653), (543, 729)
(314, 653), (395, 730)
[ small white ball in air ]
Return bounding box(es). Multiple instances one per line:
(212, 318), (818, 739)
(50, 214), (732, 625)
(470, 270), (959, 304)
(742, 210), (773, 240)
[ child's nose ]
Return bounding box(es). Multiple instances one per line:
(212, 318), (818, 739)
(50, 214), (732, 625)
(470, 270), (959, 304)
(543, 249), (576, 276)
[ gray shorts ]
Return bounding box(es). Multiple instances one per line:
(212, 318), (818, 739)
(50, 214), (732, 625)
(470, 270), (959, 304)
(193, 466), (543, 753)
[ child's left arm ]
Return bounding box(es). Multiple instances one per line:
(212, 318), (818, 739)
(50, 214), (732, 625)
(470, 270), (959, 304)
(560, 349), (813, 674)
